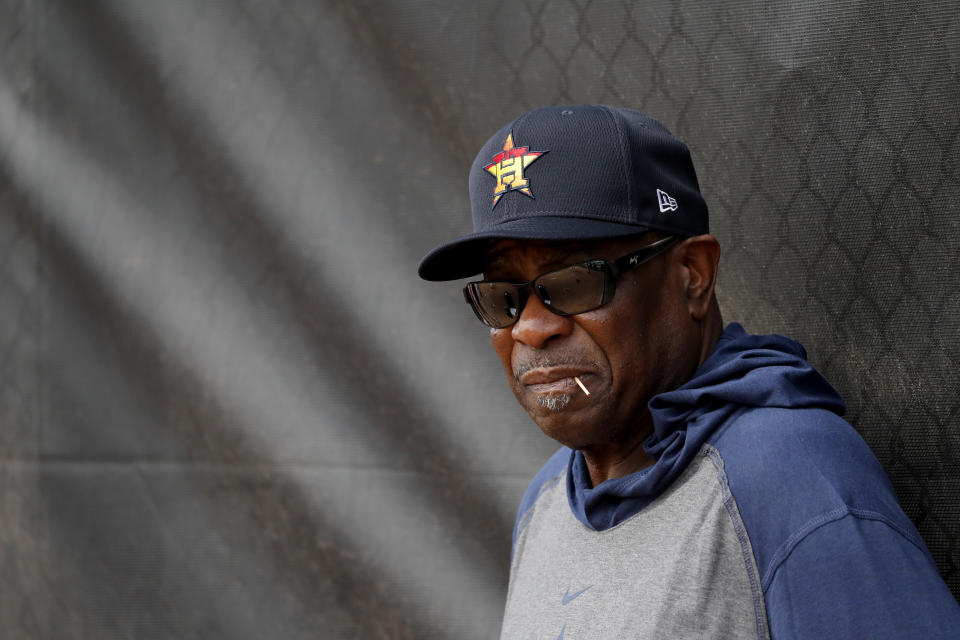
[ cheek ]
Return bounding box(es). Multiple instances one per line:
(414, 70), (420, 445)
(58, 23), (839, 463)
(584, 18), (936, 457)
(489, 328), (516, 377)
(596, 291), (673, 376)
(617, 297), (690, 383)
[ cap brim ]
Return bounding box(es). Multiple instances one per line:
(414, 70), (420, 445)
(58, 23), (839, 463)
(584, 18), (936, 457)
(417, 216), (654, 281)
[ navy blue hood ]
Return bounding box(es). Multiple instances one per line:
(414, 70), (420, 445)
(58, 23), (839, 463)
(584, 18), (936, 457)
(567, 323), (846, 530)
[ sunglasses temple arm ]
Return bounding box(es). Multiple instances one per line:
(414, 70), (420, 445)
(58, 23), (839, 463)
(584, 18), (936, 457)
(611, 236), (679, 276)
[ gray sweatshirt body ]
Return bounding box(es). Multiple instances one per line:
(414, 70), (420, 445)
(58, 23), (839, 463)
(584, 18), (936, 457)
(500, 447), (768, 639)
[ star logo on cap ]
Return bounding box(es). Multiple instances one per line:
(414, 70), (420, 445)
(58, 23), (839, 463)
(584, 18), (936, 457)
(484, 132), (546, 208)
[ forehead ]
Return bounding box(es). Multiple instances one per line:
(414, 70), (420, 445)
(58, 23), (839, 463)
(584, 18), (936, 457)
(482, 235), (648, 274)
(483, 238), (580, 267)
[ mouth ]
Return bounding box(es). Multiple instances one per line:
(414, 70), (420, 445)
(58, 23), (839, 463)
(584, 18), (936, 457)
(519, 367), (593, 395)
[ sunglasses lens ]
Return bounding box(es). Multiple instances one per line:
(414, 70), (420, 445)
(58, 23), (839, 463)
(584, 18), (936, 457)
(467, 282), (525, 328)
(535, 264), (607, 315)
(466, 263), (610, 328)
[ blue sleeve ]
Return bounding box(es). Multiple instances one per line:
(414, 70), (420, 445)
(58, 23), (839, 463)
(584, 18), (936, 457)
(765, 512), (960, 639)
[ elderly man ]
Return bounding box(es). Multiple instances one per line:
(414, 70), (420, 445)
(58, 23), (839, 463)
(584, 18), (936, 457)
(418, 105), (959, 638)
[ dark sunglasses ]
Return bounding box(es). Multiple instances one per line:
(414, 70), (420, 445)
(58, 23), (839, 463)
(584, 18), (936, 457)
(463, 236), (679, 328)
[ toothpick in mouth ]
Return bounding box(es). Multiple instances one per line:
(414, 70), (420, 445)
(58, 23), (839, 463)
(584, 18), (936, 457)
(574, 376), (590, 396)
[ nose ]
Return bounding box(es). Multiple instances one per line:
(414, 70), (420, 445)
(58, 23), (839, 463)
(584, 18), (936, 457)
(510, 293), (574, 349)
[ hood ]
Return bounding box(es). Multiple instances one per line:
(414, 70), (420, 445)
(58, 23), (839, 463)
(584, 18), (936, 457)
(567, 323), (846, 530)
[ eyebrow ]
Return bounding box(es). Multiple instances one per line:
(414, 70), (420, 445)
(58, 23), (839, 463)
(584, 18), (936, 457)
(483, 244), (583, 279)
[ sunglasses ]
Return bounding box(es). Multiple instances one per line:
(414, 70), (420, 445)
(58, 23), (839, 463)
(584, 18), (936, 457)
(463, 236), (678, 328)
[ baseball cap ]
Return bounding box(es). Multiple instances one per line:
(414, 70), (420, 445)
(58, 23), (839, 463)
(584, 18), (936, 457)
(417, 104), (709, 281)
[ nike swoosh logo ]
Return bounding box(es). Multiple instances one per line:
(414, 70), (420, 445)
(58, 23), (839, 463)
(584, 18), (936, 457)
(561, 585), (592, 605)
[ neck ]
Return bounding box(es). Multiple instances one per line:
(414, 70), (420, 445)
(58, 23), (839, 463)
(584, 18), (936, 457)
(580, 413), (657, 486)
(699, 298), (724, 367)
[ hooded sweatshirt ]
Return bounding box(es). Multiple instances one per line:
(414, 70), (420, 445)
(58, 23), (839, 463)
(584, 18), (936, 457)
(500, 324), (959, 639)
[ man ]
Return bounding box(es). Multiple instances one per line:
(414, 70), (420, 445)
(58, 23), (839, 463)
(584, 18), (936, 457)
(418, 105), (959, 638)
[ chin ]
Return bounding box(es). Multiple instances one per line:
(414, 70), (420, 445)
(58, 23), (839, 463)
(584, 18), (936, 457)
(529, 409), (595, 450)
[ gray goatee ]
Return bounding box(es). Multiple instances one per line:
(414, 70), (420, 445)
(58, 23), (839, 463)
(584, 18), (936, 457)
(537, 394), (573, 412)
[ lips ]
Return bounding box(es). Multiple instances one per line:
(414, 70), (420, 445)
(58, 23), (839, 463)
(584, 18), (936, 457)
(519, 367), (592, 393)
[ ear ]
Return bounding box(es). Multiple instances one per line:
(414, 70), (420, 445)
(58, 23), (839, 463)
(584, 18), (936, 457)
(677, 235), (720, 320)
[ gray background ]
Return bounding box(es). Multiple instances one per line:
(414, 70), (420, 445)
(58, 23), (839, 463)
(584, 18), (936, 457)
(1, 0), (957, 638)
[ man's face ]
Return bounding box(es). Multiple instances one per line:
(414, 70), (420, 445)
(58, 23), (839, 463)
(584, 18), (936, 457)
(483, 236), (699, 452)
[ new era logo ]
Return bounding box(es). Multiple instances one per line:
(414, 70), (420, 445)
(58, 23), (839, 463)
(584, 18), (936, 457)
(657, 189), (678, 212)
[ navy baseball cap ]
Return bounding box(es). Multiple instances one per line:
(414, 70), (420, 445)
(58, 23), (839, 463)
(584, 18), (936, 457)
(417, 105), (709, 281)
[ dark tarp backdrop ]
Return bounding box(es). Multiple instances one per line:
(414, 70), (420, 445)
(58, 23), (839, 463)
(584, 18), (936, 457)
(1, 0), (958, 637)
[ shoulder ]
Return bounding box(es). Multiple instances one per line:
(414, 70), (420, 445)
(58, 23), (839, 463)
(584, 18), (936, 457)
(708, 407), (960, 636)
(512, 447), (571, 548)
(710, 405), (903, 515)
(707, 406), (922, 578)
